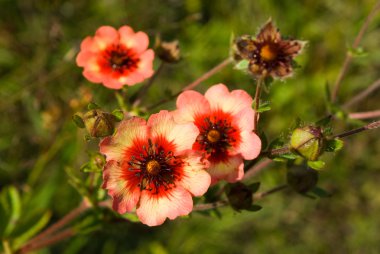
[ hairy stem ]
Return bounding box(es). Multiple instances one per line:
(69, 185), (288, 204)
(343, 78), (380, 108)
(262, 146), (290, 157)
(349, 109), (380, 119)
(147, 57), (233, 110)
(331, 1), (380, 102)
(333, 120), (380, 138)
(253, 77), (264, 132)
(243, 158), (272, 180)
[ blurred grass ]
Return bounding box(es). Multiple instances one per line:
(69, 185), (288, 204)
(1, 0), (380, 253)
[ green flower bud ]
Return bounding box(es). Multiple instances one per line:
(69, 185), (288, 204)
(287, 165), (318, 193)
(83, 109), (116, 138)
(225, 182), (253, 211)
(290, 126), (325, 161)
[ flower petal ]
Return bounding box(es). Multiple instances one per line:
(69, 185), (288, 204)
(173, 90), (210, 124)
(93, 26), (119, 50)
(233, 107), (255, 132)
(121, 30), (149, 54)
(136, 186), (193, 226)
(102, 160), (141, 214)
(205, 84), (253, 115)
(100, 117), (148, 161)
(238, 130), (261, 160)
(180, 153), (211, 196)
(207, 155), (244, 183)
(147, 110), (175, 139)
(136, 49), (155, 78)
(167, 123), (199, 154)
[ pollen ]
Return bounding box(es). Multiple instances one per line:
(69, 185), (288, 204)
(146, 160), (161, 175)
(260, 44), (277, 61)
(207, 129), (221, 143)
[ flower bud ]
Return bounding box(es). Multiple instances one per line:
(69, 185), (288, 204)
(155, 38), (181, 63)
(83, 109), (116, 138)
(225, 182), (253, 211)
(287, 165), (318, 193)
(290, 126), (324, 161)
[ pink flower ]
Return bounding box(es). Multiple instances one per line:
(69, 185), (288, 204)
(100, 111), (211, 226)
(76, 26), (154, 89)
(174, 84), (261, 183)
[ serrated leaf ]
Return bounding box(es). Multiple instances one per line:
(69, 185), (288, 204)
(72, 115), (85, 128)
(307, 160), (325, 170)
(234, 59), (249, 70)
(256, 101), (271, 113)
(87, 102), (100, 110)
(325, 139), (344, 152)
(247, 182), (260, 193)
(111, 110), (124, 122)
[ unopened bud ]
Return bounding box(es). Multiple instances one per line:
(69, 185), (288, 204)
(155, 38), (181, 63)
(287, 165), (318, 193)
(83, 109), (116, 138)
(225, 182), (253, 211)
(290, 126), (325, 161)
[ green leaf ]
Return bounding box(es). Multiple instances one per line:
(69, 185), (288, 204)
(256, 101), (271, 113)
(72, 114), (85, 128)
(87, 102), (100, 110)
(234, 59), (249, 70)
(2, 186), (22, 237)
(348, 46), (367, 58)
(311, 186), (332, 198)
(307, 160), (325, 170)
(244, 205), (262, 212)
(325, 139), (344, 152)
(247, 182), (260, 193)
(111, 110), (124, 122)
(12, 211), (52, 249)
(121, 213), (140, 223)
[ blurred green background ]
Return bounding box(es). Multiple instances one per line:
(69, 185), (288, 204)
(1, 0), (380, 253)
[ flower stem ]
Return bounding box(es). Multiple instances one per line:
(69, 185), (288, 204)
(243, 158), (272, 180)
(253, 77), (264, 132)
(349, 109), (380, 119)
(332, 120), (380, 138)
(262, 146), (290, 157)
(147, 57), (233, 110)
(252, 184), (288, 201)
(131, 62), (165, 107)
(331, 0), (380, 102)
(343, 78), (380, 108)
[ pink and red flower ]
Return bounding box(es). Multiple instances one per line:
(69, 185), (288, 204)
(76, 26), (154, 89)
(100, 111), (210, 226)
(174, 84), (261, 183)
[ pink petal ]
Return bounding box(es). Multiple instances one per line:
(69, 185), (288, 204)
(100, 117), (148, 161)
(147, 110), (175, 139)
(205, 84), (253, 115)
(136, 186), (193, 226)
(118, 26), (135, 42)
(136, 50), (155, 78)
(232, 107), (255, 132)
(102, 77), (125, 89)
(238, 131), (261, 160)
(120, 30), (149, 54)
(102, 160), (141, 213)
(207, 155), (244, 183)
(93, 26), (119, 50)
(83, 70), (103, 83)
(167, 123), (199, 154)
(80, 36), (97, 52)
(180, 153), (211, 196)
(173, 90), (210, 124)
(119, 71), (145, 86)
(76, 51), (96, 67)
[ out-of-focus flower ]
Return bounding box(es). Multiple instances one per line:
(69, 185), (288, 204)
(76, 26), (154, 89)
(100, 111), (211, 226)
(155, 37), (181, 63)
(174, 84), (261, 183)
(234, 19), (305, 79)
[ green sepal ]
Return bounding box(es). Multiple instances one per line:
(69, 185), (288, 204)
(72, 114), (85, 128)
(307, 160), (325, 170)
(325, 139), (344, 152)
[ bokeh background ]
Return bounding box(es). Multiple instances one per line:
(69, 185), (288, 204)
(1, 0), (380, 253)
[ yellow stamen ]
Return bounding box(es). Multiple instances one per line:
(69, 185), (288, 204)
(146, 160), (161, 175)
(207, 130), (221, 143)
(260, 44), (277, 61)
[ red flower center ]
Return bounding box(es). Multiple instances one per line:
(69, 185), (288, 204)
(194, 111), (241, 163)
(99, 44), (140, 77)
(125, 138), (182, 194)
